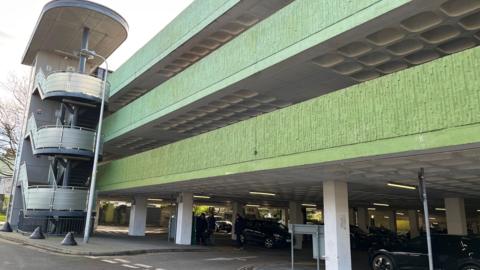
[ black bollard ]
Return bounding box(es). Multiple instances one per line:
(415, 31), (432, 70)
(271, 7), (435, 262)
(61, 232), (77, 246)
(0, 222), (13, 232)
(29, 226), (45, 239)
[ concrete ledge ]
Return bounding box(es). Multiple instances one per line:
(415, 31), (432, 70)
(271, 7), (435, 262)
(0, 231), (205, 256)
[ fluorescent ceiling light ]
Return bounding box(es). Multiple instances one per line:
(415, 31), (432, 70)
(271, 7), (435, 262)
(245, 204), (260, 207)
(477, 209), (480, 212)
(148, 198), (163, 202)
(387, 182), (416, 190)
(384, 216), (390, 219)
(249, 191), (276, 196)
(301, 204), (317, 207)
(435, 208), (446, 211)
(193, 195), (211, 199)
(429, 217), (436, 220)
(373, 203), (390, 207)
(367, 208), (376, 211)
(396, 212), (405, 216)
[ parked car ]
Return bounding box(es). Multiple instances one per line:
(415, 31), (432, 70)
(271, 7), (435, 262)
(369, 234), (480, 270)
(350, 225), (371, 250)
(215, 220), (232, 233)
(369, 226), (403, 249)
(240, 220), (291, 248)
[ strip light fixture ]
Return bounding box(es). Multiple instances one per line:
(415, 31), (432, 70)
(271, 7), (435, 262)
(387, 182), (416, 190)
(373, 203), (390, 207)
(249, 191), (276, 196)
(193, 195), (211, 199)
(435, 208), (446, 211)
(301, 204), (317, 207)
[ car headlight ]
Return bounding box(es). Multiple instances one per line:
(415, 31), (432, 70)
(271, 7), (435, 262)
(273, 233), (281, 239)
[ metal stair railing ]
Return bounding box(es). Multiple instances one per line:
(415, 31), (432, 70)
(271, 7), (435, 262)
(25, 114), (98, 154)
(20, 163), (88, 212)
(33, 68), (109, 101)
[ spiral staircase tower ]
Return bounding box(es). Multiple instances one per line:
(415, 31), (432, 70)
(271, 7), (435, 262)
(8, 0), (128, 234)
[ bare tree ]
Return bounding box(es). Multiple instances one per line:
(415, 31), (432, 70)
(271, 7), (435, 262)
(0, 72), (29, 177)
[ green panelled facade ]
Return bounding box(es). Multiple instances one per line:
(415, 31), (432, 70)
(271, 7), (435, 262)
(102, 0), (410, 142)
(97, 47), (480, 191)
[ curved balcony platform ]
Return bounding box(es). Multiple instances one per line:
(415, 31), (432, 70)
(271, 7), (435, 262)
(26, 115), (98, 158)
(19, 164), (88, 213)
(34, 70), (109, 104)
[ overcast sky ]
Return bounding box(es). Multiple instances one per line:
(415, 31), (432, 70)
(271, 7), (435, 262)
(0, 0), (193, 97)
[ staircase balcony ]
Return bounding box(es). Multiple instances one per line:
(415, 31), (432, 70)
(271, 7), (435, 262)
(26, 115), (100, 158)
(35, 70), (109, 103)
(19, 164), (88, 212)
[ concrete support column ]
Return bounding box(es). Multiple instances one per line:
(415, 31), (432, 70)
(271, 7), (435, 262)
(93, 199), (100, 231)
(175, 192), (193, 245)
(128, 196), (147, 236)
(280, 208), (287, 225)
(357, 207), (369, 232)
(323, 180), (351, 270)
(445, 197), (467, 235)
(388, 210), (397, 233)
(288, 201), (304, 249)
(349, 208), (355, 225)
(408, 210), (420, 238)
(231, 202), (241, 240)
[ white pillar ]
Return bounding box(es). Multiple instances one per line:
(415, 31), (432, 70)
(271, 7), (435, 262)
(289, 201), (304, 249)
(357, 207), (369, 232)
(445, 197), (467, 235)
(175, 192), (193, 245)
(408, 210), (420, 238)
(280, 208), (287, 225)
(231, 202), (241, 240)
(323, 180), (351, 270)
(388, 210), (397, 233)
(94, 199), (100, 231)
(349, 208), (355, 225)
(128, 196), (147, 236)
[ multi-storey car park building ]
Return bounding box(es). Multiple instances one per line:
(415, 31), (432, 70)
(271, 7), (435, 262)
(8, 0), (480, 269)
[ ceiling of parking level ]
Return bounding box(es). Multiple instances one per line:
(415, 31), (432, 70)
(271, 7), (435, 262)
(101, 144), (480, 212)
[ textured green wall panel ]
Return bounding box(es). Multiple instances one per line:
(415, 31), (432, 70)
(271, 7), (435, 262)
(103, 0), (410, 142)
(108, 0), (238, 95)
(97, 47), (480, 191)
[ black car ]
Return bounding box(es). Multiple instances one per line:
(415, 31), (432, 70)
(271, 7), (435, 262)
(350, 225), (371, 250)
(369, 234), (480, 270)
(240, 220), (291, 249)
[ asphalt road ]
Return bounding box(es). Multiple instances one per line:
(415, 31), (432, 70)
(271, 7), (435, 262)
(0, 238), (290, 270)
(0, 238), (370, 270)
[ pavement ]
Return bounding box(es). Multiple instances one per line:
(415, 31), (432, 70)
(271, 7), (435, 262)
(0, 229), (204, 256)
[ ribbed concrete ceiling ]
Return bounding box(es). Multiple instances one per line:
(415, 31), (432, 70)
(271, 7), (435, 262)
(104, 0), (480, 160)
